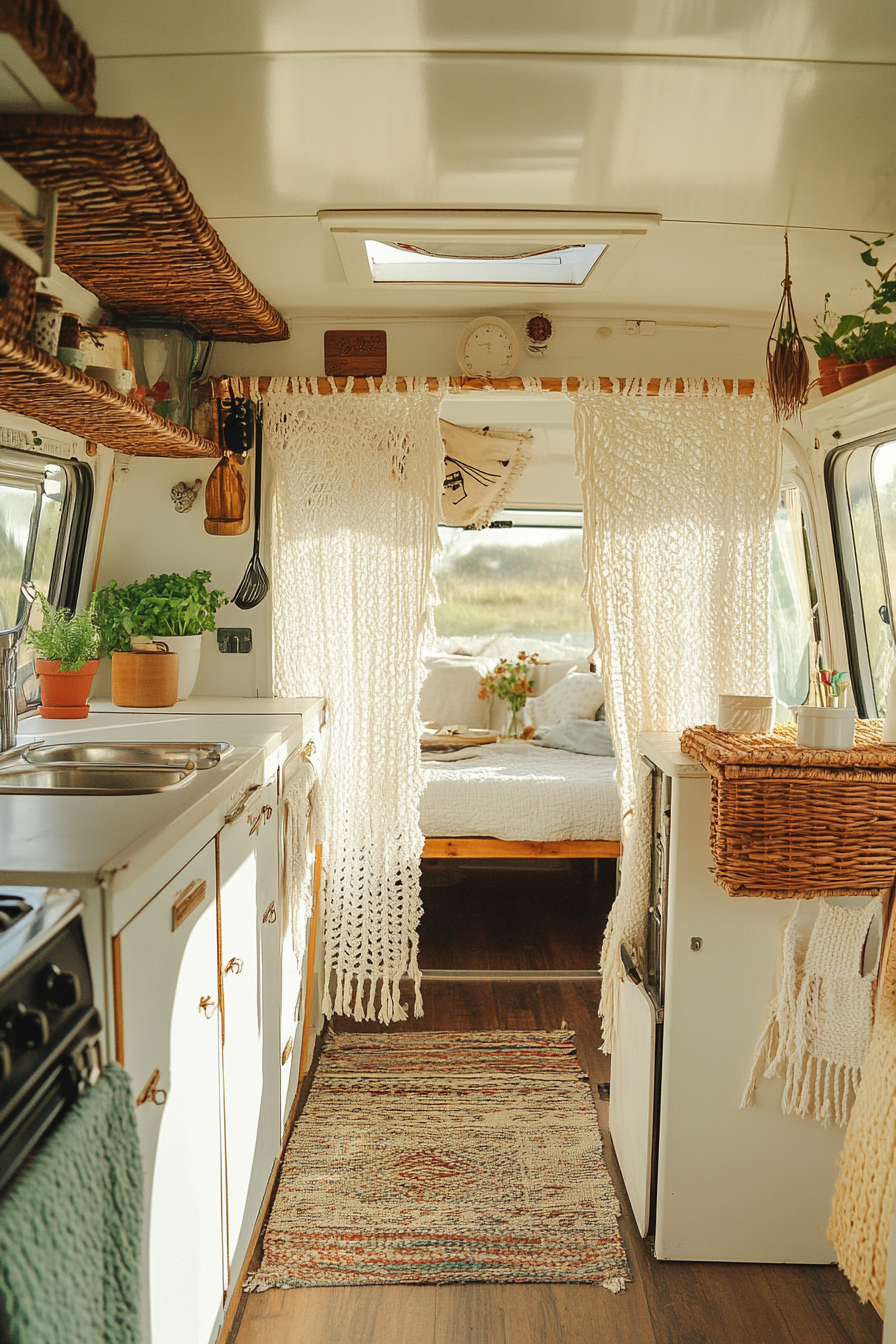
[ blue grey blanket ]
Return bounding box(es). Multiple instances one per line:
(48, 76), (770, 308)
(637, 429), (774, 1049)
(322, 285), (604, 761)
(532, 718), (616, 756)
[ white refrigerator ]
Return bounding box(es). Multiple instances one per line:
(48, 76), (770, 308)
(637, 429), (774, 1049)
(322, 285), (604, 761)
(609, 732), (878, 1263)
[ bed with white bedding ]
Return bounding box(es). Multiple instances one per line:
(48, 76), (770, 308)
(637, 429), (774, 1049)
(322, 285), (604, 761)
(419, 740), (621, 848)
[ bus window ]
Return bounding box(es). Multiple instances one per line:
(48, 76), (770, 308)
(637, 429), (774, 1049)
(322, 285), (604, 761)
(769, 485), (821, 708)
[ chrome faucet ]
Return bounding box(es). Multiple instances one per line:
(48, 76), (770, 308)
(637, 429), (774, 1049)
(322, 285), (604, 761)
(0, 582), (37, 752)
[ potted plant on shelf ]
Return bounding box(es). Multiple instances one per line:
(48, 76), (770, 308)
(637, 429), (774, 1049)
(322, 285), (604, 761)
(27, 594), (101, 718)
(808, 236), (896, 393)
(93, 569), (228, 702)
(478, 652), (539, 739)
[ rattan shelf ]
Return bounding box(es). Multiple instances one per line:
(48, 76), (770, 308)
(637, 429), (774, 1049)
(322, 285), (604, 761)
(0, 332), (219, 457)
(0, 114), (288, 344)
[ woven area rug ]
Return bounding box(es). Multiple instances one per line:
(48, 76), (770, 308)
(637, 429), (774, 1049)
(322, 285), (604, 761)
(245, 1029), (631, 1292)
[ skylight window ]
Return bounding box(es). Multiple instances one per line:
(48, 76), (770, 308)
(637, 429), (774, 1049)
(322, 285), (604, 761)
(363, 240), (606, 286)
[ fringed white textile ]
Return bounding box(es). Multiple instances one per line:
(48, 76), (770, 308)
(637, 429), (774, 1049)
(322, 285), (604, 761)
(598, 758), (654, 1053)
(266, 376), (448, 1023)
(280, 753), (324, 983)
(571, 378), (780, 815)
(829, 908), (896, 1311)
(571, 379), (780, 1053)
(741, 895), (883, 1126)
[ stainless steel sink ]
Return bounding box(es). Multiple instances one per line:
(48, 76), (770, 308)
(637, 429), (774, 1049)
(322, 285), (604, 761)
(22, 741), (232, 770)
(0, 762), (197, 794)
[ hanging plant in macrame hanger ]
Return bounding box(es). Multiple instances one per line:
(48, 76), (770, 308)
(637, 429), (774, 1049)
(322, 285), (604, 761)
(766, 234), (810, 421)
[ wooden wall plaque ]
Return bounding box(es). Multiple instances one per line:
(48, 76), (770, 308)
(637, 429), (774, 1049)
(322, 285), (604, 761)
(324, 330), (387, 377)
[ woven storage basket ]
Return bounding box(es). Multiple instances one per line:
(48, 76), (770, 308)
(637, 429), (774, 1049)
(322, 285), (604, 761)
(0, 246), (35, 343)
(680, 722), (896, 898)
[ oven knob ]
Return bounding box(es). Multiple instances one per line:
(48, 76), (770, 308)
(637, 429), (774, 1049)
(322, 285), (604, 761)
(39, 964), (80, 1009)
(7, 1003), (49, 1050)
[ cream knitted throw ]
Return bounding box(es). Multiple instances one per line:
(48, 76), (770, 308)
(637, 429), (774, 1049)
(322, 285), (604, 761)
(281, 751), (324, 979)
(598, 757), (654, 1054)
(741, 895), (883, 1126)
(829, 904), (896, 1312)
(266, 376), (447, 1023)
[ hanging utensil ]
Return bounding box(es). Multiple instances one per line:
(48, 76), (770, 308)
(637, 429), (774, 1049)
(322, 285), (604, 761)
(232, 404), (270, 609)
(222, 378), (255, 459)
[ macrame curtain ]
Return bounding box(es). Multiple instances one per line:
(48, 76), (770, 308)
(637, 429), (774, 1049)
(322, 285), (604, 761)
(570, 378), (781, 1051)
(572, 377), (780, 812)
(265, 376), (447, 1024)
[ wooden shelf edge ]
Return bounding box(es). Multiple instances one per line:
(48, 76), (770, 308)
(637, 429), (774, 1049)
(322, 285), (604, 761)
(0, 334), (220, 458)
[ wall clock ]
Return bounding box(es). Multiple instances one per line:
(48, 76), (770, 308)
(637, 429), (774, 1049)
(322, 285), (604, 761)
(455, 316), (519, 378)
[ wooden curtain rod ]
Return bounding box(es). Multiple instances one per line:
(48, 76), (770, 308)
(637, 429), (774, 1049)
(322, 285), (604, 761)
(215, 376), (756, 398)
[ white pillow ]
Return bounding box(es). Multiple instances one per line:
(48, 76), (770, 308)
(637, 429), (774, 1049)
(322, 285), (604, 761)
(419, 656), (491, 729)
(527, 671), (605, 728)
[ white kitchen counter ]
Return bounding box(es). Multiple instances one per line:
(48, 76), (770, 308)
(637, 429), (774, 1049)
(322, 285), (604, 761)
(638, 730), (708, 778)
(0, 697), (324, 891)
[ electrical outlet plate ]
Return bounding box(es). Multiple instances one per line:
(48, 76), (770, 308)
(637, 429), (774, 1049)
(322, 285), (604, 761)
(217, 627), (253, 654)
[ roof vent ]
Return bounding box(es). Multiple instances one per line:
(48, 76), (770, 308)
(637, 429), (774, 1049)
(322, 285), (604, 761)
(320, 210), (660, 291)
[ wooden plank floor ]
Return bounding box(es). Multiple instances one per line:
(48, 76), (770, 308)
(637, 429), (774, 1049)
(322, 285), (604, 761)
(230, 866), (882, 1344)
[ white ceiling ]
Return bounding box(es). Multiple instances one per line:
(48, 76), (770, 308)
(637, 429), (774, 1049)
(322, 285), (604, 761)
(62, 0), (896, 329)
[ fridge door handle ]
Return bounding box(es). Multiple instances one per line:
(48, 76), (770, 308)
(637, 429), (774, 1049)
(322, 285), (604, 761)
(620, 943), (642, 984)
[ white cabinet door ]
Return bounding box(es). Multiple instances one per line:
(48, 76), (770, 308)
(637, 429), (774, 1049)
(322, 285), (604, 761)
(115, 842), (224, 1344)
(219, 779), (280, 1288)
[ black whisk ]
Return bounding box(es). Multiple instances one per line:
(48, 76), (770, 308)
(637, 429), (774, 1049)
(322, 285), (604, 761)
(232, 404), (270, 609)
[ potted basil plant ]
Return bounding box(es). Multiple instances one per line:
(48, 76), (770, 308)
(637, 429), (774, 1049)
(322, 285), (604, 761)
(93, 569), (228, 701)
(27, 594), (101, 718)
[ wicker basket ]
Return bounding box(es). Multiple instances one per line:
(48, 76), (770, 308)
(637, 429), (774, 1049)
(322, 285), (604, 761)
(0, 245), (35, 343)
(0, 0), (96, 114)
(0, 114), (288, 343)
(680, 722), (896, 898)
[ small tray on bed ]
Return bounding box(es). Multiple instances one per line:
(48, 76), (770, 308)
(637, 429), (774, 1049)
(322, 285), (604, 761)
(421, 729), (498, 752)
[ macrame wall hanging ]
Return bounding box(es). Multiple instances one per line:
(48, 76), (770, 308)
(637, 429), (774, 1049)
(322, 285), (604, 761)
(439, 420), (532, 529)
(264, 375), (447, 1023)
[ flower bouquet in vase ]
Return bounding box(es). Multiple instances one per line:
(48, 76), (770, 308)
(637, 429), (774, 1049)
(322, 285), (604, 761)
(479, 652), (539, 739)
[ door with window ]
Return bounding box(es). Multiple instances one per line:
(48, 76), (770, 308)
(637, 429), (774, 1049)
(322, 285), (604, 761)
(829, 438), (896, 716)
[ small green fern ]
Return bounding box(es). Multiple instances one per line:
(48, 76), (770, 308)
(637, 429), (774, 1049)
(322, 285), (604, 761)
(27, 594), (100, 672)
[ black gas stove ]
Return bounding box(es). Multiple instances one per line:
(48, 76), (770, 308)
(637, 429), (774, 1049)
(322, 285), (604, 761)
(0, 888), (101, 1192)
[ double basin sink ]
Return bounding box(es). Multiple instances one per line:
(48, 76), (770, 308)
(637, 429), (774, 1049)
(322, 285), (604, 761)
(0, 741), (232, 794)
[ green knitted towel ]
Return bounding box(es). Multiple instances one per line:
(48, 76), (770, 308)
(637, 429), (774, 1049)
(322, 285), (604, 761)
(0, 1062), (143, 1344)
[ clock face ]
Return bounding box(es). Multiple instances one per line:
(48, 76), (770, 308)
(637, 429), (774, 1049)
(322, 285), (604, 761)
(456, 317), (519, 377)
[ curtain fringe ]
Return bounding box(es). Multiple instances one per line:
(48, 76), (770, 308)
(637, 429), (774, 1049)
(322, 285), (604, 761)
(218, 375), (761, 399)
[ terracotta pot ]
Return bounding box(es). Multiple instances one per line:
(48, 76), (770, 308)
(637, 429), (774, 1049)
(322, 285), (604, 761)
(819, 375), (842, 397)
(35, 658), (99, 719)
(111, 650), (179, 707)
(837, 362), (870, 388)
(817, 354), (842, 374)
(865, 357), (896, 376)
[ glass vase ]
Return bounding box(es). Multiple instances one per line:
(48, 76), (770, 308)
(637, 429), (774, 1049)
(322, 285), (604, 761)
(505, 703), (525, 739)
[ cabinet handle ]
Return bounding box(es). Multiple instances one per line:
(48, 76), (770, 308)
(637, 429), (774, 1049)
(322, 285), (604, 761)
(262, 901), (277, 924)
(225, 783), (261, 825)
(198, 994), (216, 1018)
(136, 1068), (167, 1107)
(224, 957), (244, 975)
(171, 879), (206, 932)
(248, 802), (274, 836)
